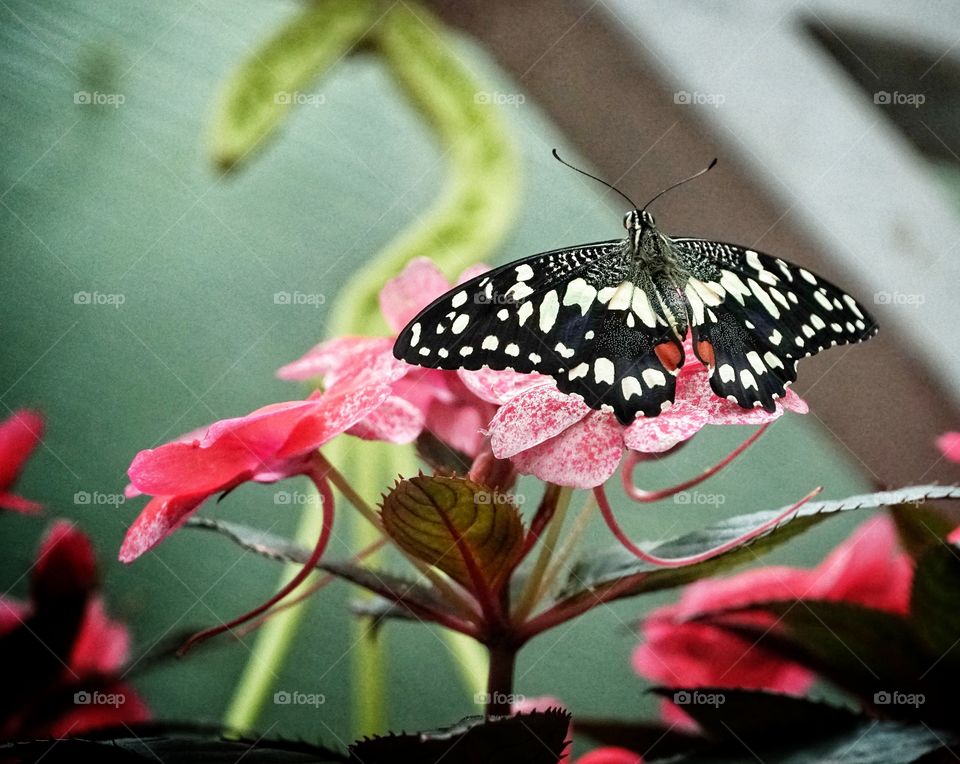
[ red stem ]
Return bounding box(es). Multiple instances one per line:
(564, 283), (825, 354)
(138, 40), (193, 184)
(177, 463), (336, 656)
(623, 423), (771, 502)
(231, 536), (391, 638)
(596, 483), (823, 568)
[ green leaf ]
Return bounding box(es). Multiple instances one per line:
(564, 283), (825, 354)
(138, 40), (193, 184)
(380, 475), (524, 594)
(891, 503), (959, 560)
(209, 0), (376, 170)
(910, 542), (960, 666)
(559, 486), (960, 604)
(348, 709), (570, 764)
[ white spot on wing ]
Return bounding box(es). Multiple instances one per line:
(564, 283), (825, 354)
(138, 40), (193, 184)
(452, 314), (469, 334)
(562, 278), (597, 316)
(719, 364), (736, 383)
(505, 343), (520, 357)
(569, 362), (589, 380)
(482, 335), (499, 351)
(410, 323), (421, 347)
(621, 376), (643, 400)
(594, 358), (615, 384)
(740, 369), (758, 390)
(642, 368), (667, 388)
(515, 264), (534, 282)
(539, 289), (560, 332)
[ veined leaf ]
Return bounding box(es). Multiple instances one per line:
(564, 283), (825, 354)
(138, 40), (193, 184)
(910, 542), (960, 667)
(558, 485), (960, 604)
(380, 475), (524, 595)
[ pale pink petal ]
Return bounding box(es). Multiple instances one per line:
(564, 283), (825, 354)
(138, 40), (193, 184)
(781, 389), (808, 414)
(511, 412), (624, 489)
(623, 400), (709, 453)
(119, 493), (208, 562)
(488, 386), (591, 459)
(277, 336), (392, 382)
(277, 376), (392, 458)
(379, 257), (452, 333)
(458, 367), (545, 405)
(426, 401), (492, 456)
(938, 432), (960, 464)
(0, 492), (43, 513)
(456, 263), (491, 284)
(348, 395), (424, 444)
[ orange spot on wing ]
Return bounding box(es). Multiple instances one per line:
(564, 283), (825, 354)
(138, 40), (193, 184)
(654, 342), (682, 372)
(696, 339), (716, 367)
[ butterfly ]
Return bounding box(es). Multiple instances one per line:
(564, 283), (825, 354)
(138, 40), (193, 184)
(393, 153), (878, 425)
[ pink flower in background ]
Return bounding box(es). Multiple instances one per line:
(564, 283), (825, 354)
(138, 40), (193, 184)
(633, 516), (911, 727)
(460, 336), (807, 489)
(938, 432), (960, 464)
(278, 258), (496, 457)
(120, 372), (392, 562)
(0, 409), (44, 513)
(1, 521), (149, 741)
(576, 748), (644, 764)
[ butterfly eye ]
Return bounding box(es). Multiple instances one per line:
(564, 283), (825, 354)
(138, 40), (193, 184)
(641, 211), (656, 228)
(622, 212), (634, 230)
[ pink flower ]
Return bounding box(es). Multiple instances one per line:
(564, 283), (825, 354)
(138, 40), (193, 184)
(1, 521), (149, 741)
(0, 409), (44, 513)
(120, 372), (393, 562)
(575, 748), (644, 764)
(278, 258), (496, 457)
(938, 432), (960, 464)
(632, 516), (912, 727)
(460, 337), (807, 489)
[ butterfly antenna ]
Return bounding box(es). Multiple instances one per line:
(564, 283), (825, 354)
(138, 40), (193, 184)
(642, 158), (717, 211)
(552, 148), (639, 210)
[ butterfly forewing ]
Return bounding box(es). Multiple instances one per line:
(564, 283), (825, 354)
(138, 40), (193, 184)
(393, 241), (686, 422)
(670, 237), (878, 410)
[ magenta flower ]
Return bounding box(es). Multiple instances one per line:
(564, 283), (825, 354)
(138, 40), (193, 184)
(0, 409), (44, 513)
(120, 371), (393, 562)
(460, 336), (807, 489)
(1, 521), (149, 741)
(576, 749), (644, 764)
(938, 432), (960, 464)
(278, 258), (496, 456)
(632, 516), (912, 728)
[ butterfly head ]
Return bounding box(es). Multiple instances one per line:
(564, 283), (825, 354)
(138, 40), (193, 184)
(623, 209), (656, 231)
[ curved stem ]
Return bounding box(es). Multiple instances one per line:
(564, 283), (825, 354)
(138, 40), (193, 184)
(178, 467), (335, 656)
(231, 536), (390, 639)
(595, 483), (822, 569)
(319, 451), (478, 620)
(512, 487), (571, 622)
(623, 423), (771, 502)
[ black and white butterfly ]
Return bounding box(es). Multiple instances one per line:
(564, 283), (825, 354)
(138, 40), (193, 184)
(393, 154), (877, 425)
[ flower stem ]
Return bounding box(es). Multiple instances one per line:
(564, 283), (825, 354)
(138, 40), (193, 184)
(512, 486), (571, 622)
(178, 468), (335, 656)
(622, 423), (770, 502)
(596, 483), (823, 568)
(485, 640), (518, 717)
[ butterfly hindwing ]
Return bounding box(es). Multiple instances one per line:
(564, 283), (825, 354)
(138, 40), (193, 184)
(393, 242), (685, 422)
(671, 237), (878, 410)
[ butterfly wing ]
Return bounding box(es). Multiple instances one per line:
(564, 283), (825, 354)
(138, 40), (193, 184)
(670, 237), (878, 410)
(393, 241), (686, 422)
